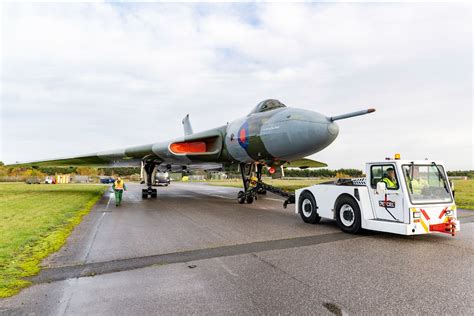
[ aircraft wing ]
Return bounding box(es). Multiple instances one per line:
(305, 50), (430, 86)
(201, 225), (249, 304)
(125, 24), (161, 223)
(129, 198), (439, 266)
(7, 144), (157, 168)
(7, 140), (224, 171)
(7, 124), (230, 170)
(283, 158), (327, 169)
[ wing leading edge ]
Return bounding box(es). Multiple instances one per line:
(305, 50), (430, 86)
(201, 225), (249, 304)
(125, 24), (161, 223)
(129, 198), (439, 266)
(7, 143), (157, 168)
(283, 158), (327, 169)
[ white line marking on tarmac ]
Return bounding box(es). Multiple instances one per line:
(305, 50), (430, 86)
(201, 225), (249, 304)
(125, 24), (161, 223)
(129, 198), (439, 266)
(263, 197), (284, 202)
(216, 258), (239, 277)
(212, 195), (235, 200)
(84, 193), (111, 262)
(106, 192), (113, 208)
(57, 195), (114, 315)
(58, 278), (78, 316)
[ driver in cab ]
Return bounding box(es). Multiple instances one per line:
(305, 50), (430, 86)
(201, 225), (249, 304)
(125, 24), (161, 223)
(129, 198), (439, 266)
(406, 166), (429, 194)
(381, 167), (398, 189)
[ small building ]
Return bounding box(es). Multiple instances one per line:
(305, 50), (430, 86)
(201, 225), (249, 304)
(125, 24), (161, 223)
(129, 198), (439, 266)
(56, 174), (71, 184)
(73, 175), (90, 183)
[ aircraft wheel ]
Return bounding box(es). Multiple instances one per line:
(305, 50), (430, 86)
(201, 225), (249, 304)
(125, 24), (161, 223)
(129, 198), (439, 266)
(299, 191), (321, 224)
(246, 196), (254, 204)
(237, 191), (245, 204)
(335, 196), (361, 234)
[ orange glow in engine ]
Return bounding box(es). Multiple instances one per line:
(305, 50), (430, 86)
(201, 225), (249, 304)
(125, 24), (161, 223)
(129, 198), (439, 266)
(268, 167), (276, 174)
(170, 142), (207, 154)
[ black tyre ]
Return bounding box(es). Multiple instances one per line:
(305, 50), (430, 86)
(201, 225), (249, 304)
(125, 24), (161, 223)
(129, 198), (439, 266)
(237, 191), (245, 204)
(246, 195), (254, 204)
(298, 191), (321, 224)
(335, 196), (361, 234)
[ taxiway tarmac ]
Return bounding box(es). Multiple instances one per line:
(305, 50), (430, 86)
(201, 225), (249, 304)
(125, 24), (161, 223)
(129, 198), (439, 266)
(1, 182), (473, 315)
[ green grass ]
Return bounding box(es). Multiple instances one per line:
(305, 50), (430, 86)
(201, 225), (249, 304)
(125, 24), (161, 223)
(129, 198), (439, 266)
(0, 183), (107, 298)
(207, 178), (474, 210)
(453, 179), (474, 210)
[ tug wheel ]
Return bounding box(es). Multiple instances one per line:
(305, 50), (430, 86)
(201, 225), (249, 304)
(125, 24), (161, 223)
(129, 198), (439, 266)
(237, 191), (245, 204)
(246, 195), (254, 204)
(298, 191), (321, 224)
(335, 196), (361, 234)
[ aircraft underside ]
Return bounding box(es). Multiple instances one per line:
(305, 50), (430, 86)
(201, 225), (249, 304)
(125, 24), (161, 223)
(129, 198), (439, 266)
(140, 159), (295, 208)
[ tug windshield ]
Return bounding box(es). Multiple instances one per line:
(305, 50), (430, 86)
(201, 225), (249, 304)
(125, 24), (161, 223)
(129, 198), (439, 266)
(402, 164), (452, 204)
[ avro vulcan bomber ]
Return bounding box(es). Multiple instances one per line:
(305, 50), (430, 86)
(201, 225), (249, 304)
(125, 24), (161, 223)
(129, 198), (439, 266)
(10, 99), (375, 205)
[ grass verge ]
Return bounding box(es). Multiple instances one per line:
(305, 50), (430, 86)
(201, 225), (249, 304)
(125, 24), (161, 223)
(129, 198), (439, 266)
(453, 179), (474, 210)
(0, 183), (107, 298)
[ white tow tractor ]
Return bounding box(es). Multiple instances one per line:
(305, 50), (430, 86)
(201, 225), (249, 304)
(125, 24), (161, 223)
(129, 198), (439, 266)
(295, 155), (459, 236)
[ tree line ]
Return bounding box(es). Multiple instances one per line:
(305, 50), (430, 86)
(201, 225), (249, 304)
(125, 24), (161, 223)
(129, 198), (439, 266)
(0, 161), (472, 179)
(0, 162), (140, 178)
(447, 170), (474, 178)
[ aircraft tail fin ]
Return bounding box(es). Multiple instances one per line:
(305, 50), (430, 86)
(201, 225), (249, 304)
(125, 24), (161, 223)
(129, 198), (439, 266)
(182, 114), (194, 136)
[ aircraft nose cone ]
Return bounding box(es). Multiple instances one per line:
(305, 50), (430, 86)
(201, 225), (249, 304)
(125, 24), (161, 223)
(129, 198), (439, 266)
(327, 121), (339, 137)
(260, 109), (339, 161)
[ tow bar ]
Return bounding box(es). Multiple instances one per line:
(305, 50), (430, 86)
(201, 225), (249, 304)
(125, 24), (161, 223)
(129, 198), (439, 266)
(247, 180), (295, 208)
(429, 217), (457, 236)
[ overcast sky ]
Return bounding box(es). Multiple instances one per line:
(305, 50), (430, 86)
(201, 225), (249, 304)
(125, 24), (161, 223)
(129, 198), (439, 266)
(1, 1), (472, 170)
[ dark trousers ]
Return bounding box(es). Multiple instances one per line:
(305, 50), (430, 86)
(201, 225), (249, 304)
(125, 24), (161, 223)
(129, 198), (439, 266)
(114, 189), (123, 205)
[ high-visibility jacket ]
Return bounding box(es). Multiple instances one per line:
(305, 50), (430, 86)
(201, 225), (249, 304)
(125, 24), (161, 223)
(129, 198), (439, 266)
(114, 180), (125, 190)
(407, 178), (428, 194)
(381, 177), (397, 189)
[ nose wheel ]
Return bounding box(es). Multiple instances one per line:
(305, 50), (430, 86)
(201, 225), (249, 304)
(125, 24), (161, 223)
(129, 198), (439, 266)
(237, 163), (294, 207)
(142, 188), (157, 199)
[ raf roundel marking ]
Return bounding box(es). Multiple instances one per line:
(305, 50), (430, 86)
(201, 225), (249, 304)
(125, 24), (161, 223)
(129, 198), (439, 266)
(238, 122), (249, 150)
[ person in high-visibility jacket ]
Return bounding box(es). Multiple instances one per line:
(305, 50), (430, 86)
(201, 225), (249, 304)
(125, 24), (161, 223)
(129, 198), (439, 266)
(381, 167), (398, 189)
(406, 167), (428, 194)
(112, 176), (127, 206)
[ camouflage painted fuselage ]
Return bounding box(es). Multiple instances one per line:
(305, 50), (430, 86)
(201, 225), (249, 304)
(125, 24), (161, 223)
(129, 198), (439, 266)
(10, 100), (340, 170)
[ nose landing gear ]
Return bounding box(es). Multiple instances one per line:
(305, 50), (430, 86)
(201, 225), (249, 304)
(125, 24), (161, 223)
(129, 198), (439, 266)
(237, 163), (295, 208)
(142, 160), (158, 199)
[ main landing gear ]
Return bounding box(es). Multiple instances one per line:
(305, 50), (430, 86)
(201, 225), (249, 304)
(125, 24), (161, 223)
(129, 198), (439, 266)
(237, 163), (295, 208)
(142, 161), (157, 199)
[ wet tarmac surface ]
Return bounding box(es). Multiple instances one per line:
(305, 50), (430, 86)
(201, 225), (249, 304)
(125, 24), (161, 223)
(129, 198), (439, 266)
(1, 182), (473, 315)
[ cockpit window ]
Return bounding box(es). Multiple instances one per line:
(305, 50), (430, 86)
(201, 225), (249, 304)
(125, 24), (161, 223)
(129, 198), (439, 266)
(249, 99), (286, 114)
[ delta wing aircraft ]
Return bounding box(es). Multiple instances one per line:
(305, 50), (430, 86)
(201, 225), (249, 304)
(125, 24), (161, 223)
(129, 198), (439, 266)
(10, 99), (375, 205)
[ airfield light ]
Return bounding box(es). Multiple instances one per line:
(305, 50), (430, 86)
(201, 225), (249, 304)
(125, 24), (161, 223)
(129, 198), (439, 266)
(394, 153), (401, 160)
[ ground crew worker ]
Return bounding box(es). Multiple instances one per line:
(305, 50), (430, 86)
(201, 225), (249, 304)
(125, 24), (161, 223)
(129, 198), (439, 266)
(406, 167), (428, 194)
(113, 176), (126, 206)
(381, 167), (398, 189)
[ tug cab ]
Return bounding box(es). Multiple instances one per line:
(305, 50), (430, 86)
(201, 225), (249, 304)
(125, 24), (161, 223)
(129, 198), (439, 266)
(295, 156), (459, 236)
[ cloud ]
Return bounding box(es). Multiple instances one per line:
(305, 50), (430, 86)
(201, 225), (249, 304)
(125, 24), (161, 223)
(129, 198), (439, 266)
(1, 2), (472, 169)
